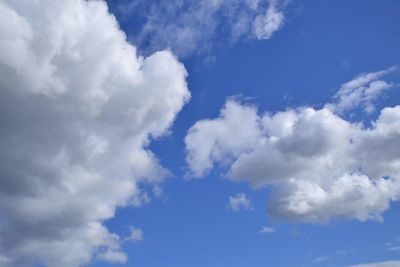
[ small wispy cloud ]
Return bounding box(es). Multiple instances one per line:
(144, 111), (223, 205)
(228, 193), (253, 212)
(313, 256), (330, 263)
(252, 2), (285, 40)
(386, 238), (400, 252)
(260, 226), (275, 234)
(117, 0), (288, 57)
(125, 226), (144, 243)
(349, 260), (400, 267)
(153, 185), (164, 198)
(327, 66), (398, 115)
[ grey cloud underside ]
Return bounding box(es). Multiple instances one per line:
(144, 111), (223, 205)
(0, 0), (189, 266)
(185, 70), (400, 223)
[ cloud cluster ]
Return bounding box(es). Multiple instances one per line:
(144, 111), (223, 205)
(0, 0), (189, 266)
(185, 69), (400, 223)
(118, 0), (286, 57)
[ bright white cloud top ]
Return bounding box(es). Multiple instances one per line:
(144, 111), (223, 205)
(185, 68), (400, 223)
(0, 0), (189, 266)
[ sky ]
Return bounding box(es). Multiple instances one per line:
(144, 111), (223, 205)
(0, 0), (400, 267)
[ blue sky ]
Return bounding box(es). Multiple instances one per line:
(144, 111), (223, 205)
(1, 1), (400, 267)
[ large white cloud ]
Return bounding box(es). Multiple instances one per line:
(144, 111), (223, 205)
(0, 0), (190, 266)
(185, 69), (400, 223)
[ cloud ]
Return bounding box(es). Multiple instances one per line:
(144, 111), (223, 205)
(327, 66), (398, 114)
(185, 99), (264, 177)
(228, 193), (253, 212)
(313, 256), (330, 263)
(388, 246), (400, 252)
(117, 0), (287, 57)
(0, 0), (189, 266)
(96, 250), (128, 264)
(386, 238), (400, 252)
(185, 68), (400, 223)
(153, 185), (164, 198)
(252, 2), (285, 40)
(125, 227), (144, 242)
(260, 226), (275, 234)
(348, 260), (400, 267)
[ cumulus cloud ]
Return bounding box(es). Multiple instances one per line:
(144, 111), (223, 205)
(185, 99), (264, 177)
(228, 193), (253, 212)
(116, 0), (287, 57)
(185, 69), (400, 223)
(0, 0), (189, 266)
(96, 250), (128, 264)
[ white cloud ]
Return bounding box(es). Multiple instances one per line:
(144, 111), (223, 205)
(327, 66), (398, 114)
(386, 238), (400, 252)
(153, 185), (164, 198)
(313, 256), (330, 263)
(185, 99), (264, 177)
(126, 227), (144, 242)
(349, 260), (400, 267)
(185, 69), (400, 223)
(96, 250), (128, 264)
(0, 0), (189, 266)
(228, 193), (253, 212)
(260, 226), (275, 234)
(119, 0), (287, 57)
(252, 2), (285, 40)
